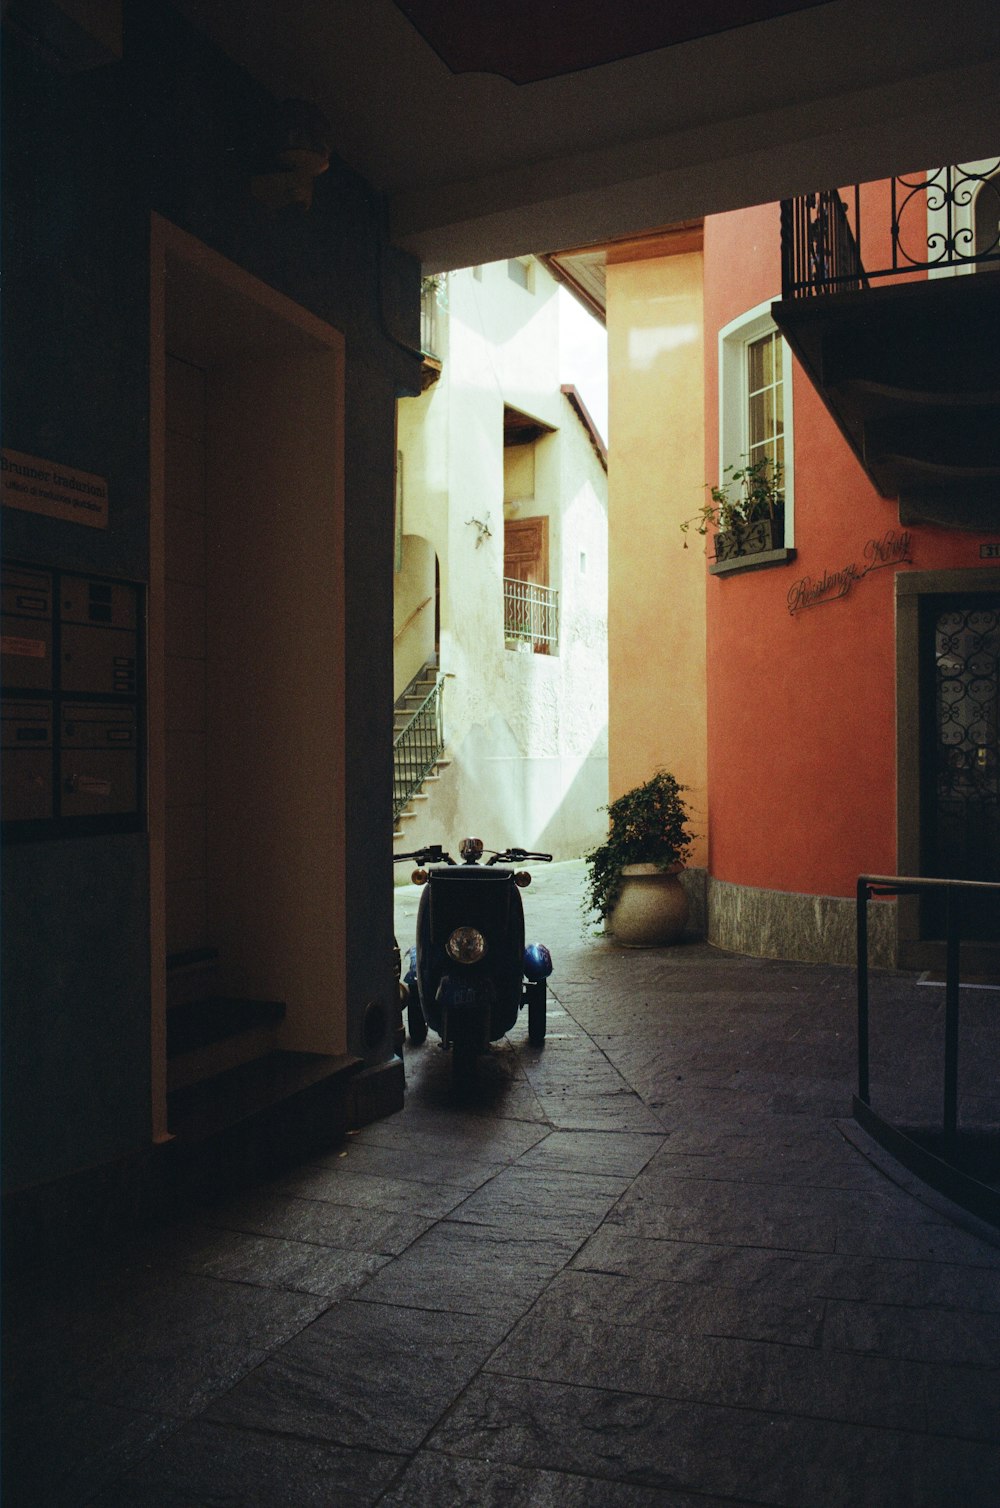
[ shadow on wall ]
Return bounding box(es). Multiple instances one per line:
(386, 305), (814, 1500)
(394, 532), (439, 699)
(535, 727), (609, 858)
(397, 715), (609, 863)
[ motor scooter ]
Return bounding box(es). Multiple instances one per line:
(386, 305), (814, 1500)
(394, 838), (553, 1084)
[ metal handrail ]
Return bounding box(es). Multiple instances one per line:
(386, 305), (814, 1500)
(781, 162), (1000, 297)
(503, 577), (559, 652)
(856, 873), (1000, 1226)
(393, 675), (444, 821)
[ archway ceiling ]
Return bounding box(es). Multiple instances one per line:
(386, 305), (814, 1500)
(178, 0), (1000, 269)
(392, 1), (839, 85)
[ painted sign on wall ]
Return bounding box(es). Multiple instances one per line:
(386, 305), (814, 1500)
(1, 449), (108, 529)
(787, 530), (912, 615)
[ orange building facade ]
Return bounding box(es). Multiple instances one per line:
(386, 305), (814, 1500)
(597, 170), (1000, 968)
(703, 180), (999, 967)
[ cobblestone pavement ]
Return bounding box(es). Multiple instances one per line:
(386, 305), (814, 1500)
(5, 861), (999, 1505)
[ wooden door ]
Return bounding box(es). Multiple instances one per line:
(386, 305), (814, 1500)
(504, 515), (548, 585)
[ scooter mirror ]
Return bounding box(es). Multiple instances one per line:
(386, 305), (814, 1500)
(412, 868), (429, 885)
(514, 871), (532, 888)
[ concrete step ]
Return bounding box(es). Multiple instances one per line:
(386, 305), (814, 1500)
(166, 997), (286, 1094)
(166, 948), (220, 1009)
(164, 1050), (362, 1177)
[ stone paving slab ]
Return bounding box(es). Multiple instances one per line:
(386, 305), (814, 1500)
(508, 1266), (827, 1345)
(198, 1187), (432, 1255)
(1, 1393), (179, 1507)
(5, 858), (1000, 1506)
(485, 1318), (930, 1431)
(445, 1163), (630, 1242)
(352, 1219), (580, 1320)
(205, 1300), (511, 1453)
(153, 1221), (394, 1299)
(570, 1226), (1000, 1308)
(424, 1373), (1000, 1508)
(274, 1162), (474, 1219)
(378, 1452), (747, 1506)
(5, 1264), (327, 1417)
(87, 1419), (401, 1507)
(517, 1126), (665, 1178)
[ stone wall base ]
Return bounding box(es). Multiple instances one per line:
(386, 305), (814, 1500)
(707, 877), (897, 969)
(679, 867), (708, 939)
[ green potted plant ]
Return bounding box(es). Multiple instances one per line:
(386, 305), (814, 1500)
(681, 455), (784, 562)
(584, 770), (694, 946)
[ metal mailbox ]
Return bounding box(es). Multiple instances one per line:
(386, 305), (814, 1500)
(1, 561), (144, 834)
(1, 566), (53, 692)
(2, 699), (54, 820)
(61, 703), (138, 817)
(60, 575), (138, 695)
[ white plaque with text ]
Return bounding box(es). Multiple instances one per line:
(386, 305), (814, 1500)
(1, 449), (108, 529)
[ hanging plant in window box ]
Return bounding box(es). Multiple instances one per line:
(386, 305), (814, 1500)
(681, 456), (784, 562)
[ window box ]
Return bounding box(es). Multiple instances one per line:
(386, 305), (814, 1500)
(713, 507), (784, 563)
(709, 544), (796, 577)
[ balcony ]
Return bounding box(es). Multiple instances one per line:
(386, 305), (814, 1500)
(504, 577), (558, 654)
(419, 276), (444, 389)
(772, 164), (1000, 531)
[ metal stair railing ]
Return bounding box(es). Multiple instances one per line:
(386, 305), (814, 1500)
(856, 873), (1000, 1228)
(393, 673), (445, 821)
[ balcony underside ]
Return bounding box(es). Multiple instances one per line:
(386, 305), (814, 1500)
(773, 274), (1000, 531)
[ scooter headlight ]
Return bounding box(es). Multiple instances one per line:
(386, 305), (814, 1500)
(446, 926), (487, 964)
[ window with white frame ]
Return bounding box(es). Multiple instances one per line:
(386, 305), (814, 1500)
(718, 299), (794, 544)
(927, 160), (1000, 279)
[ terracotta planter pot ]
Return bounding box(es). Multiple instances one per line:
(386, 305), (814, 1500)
(607, 863), (690, 947)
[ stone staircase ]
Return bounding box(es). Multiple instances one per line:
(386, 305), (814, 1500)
(163, 950), (361, 1178)
(393, 662), (450, 839)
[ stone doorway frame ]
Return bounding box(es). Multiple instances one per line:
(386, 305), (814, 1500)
(896, 564), (1000, 971)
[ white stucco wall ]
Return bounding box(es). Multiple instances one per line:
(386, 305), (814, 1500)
(395, 260), (608, 867)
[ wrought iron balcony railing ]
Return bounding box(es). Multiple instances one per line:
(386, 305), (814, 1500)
(393, 674), (444, 821)
(420, 277), (444, 360)
(504, 577), (559, 654)
(781, 162), (1000, 297)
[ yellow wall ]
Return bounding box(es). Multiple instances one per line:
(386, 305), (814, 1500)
(606, 249), (708, 866)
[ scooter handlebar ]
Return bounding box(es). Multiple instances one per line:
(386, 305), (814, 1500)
(393, 843), (552, 867)
(392, 844), (455, 865)
(487, 848), (553, 865)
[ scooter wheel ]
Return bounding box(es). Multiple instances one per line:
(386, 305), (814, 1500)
(407, 997), (428, 1045)
(527, 979), (546, 1046)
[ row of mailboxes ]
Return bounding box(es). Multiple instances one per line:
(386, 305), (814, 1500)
(3, 701), (138, 821)
(2, 563), (143, 833)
